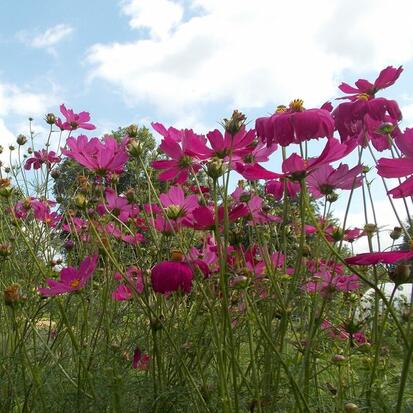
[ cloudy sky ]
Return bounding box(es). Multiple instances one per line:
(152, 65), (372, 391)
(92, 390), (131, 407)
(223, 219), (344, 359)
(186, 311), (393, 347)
(1, 0), (413, 251)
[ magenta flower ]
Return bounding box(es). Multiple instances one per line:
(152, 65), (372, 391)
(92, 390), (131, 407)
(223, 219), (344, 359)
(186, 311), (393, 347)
(151, 261), (193, 294)
(377, 128), (413, 197)
(112, 266), (144, 301)
(333, 66), (403, 148)
(189, 204), (249, 230)
(152, 124), (211, 184)
(31, 199), (60, 227)
(282, 138), (357, 179)
(24, 149), (61, 170)
(206, 126), (255, 159)
(132, 347), (150, 370)
(345, 251), (413, 265)
(338, 66), (403, 100)
(38, 255), (98, 297)
(159, 186), (199, 221)
(62, 135), (129, 175)
(303, 271), (359, 294)
(56, 104), (96, 131)
(307, 163), (363, 198)
(266, 179), (300, 201)
(97, 188), (137, 223)
(256, 100), (334, 147)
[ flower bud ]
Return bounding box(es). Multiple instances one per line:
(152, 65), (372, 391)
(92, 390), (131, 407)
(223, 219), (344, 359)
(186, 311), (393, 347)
(388, 263), (411, 285)
(127, 139), (143, 158)
(0, 145), (3, 154)
(16, 134), (27, 146)
(206, 158), (225, 179)
(64, 240), (75, 251)
(45, 113), (56, 125)
(126, 124), (139, 138)
(222, 110), (246, 135)
(74, 193), (88, 209)
(50, 169), (60, 179)
(0, 178), (12, 198)
(0, 243), (12, 257)
(326, 191), (339, 203)
(4, 167), (10, 173)
(344, 403), (360, 413)
(363, 223), (377, 236)
(4, 283), (21, 306)
(9, 145), (15, 151)
(390, 226), (402, 240)
(379, 122), (395, 134)
(332, 354), (346, 364)
(231, 275), (249, 289)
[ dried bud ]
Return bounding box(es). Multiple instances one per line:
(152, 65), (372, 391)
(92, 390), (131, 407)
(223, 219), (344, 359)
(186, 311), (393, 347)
(170, 249), (184, 262)
(4, 283), (21, 306)
(390, 226), (402, 240)
(8, 145), (15, 151)
(222, 110), (247, 135)
(0, 243), (12, 257)
(125, 188), (136, 203)
(50, 169), (60, 179)
(4, 167), (10, 173)
(388, 263), (411, 285)
(45, 113), (56, 125)
(16, 134), (27, 145)
(363, 223), (377, 235)
(27, 147), (33, 154)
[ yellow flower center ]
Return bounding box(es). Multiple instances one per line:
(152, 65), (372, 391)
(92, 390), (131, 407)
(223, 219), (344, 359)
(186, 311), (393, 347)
(275, 105), (287, 113)
(289, 99), (305, 112)
(357, 93), (370, 101)
(70, 278), (81, 289)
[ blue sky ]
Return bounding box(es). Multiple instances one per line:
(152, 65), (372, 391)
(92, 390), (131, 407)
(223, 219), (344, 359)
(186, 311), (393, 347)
(2, 0), (413, 252)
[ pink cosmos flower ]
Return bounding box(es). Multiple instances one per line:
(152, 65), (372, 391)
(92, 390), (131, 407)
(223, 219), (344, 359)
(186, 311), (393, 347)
(97, 188), (137, 223)
(282, 138), (357, 180)
(189, 204), (249, 230)
(31, 199), (60, 227)
(151, 125), (211, 184)
(38, 255), (98, 297)
(159, 186), (199, 222)
(266, 179), (300, 201)
(306, 163), (363, 198)
(24, 149), (61, 170)
(55, 104), (96, 131)
(132, 347), (150, 370)
(256, 100), (334, 147)
(112, 266), (144, 301)
(377, 128), (413, 197)
(303, 271), (359, 294)
(333, 66), (403, 149)
(206, 126), (255, 159)
(62, 135), (129, 175)
(345, 251), (413, 265)
(151, 261), (193, 294)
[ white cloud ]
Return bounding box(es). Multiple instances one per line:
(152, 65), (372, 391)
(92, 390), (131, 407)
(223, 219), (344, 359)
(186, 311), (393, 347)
(121, 0), (183, 39)
(31, 24), (74, 48)
(87, 0), (413, 126)
(0, 83), (54, 117)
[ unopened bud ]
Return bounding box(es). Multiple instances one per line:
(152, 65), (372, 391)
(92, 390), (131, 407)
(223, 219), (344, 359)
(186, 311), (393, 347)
(45, 113), (56, 125)
(9, 145), (15, 151)
(222, 110), (246, 135)
(344, 403), (359, 413)
(127, 139), (142, 157)
(126, 124), (139, 138)
(363, 223), (377, 235)
(332, 354), (346, 364)
(326, 191), (339, 203)
(4, 283), (21, 306)
(231, 275), (249, 289)
(0, 243), (12, 257)
(16, 134), (27, 145)
(389, 263), (411, 285)
(390, 226), (402, 240)
(206, 158), (225, 179)
(74, 193), (87, 209)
